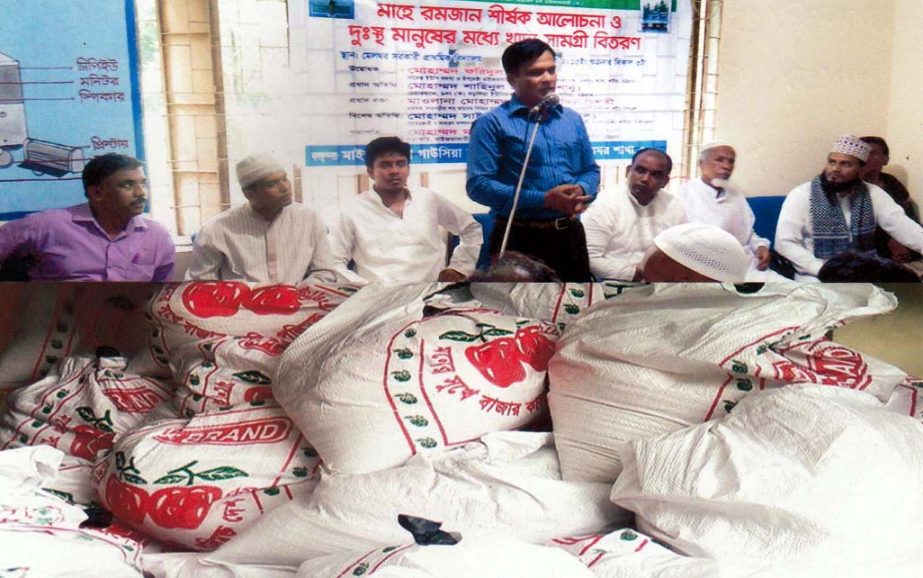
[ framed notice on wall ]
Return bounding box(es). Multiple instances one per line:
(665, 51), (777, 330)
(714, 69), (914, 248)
(0, 0), (144, 220)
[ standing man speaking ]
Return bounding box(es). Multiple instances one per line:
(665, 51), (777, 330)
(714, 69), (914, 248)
(466, 39), (600, 281)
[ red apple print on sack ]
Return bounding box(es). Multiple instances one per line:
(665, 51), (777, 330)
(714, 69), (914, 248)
(105, 474), (149, 526)
(466, 338), (527, 388)
(514, 325), (556, 372)
(148, 486), (223, 530)
(182, 282), (251, 318)
(69, 425), (114, 461)
(242, 286), (301, 316)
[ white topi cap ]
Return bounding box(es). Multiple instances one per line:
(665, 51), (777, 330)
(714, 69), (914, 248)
(831, 135), (871, 163)
(653, 223), (751, 282)
(236, 153), (286, 189)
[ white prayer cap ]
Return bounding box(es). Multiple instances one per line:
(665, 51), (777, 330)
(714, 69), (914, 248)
(236, 154), (286, 189)
(831, 135), (871, 162)
(653, 223), (751, 282)
(700, 141), (734, 154)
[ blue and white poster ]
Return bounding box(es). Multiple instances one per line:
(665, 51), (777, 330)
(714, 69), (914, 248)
(0, 0), (144, 220)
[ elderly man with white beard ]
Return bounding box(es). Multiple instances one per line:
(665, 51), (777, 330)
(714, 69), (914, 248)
(679, 142), (778, 281)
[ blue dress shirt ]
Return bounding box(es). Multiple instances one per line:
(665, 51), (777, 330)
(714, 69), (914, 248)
(466, 94), (600, 220)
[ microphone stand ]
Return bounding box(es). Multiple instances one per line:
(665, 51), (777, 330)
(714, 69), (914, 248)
(498, 108), (546, 259)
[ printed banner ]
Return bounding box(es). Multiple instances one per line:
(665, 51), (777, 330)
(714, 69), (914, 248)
(0, 0), (144, 220)
(290, 0), (690, 167)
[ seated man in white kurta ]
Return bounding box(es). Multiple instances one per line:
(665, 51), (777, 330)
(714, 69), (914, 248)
(186, 154), (343, 283)
(680, 142), (782, 281)
(327, 137), (482, 284)
(582, 148), (685, 281)
(775, 135), (923, 281)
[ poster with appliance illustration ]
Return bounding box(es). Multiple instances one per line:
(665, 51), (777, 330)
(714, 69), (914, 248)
(0, 0), (143, 221)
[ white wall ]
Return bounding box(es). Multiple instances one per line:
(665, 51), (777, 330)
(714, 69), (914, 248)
(885, 0), (923, 202)
(715, 0), (895, 197)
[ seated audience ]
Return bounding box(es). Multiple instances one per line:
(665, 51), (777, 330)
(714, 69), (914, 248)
(680, 141), (781, 281)
(817, 251), (921, 283)
(0, 153), (174, 281)
(583, 148), (685, 281)
(186, 154), (342, 283)
(860, 136), (921, 269)
(642, 223), (752, 282)
(775, 135), (923, 281)
(328, 137), (482, 284)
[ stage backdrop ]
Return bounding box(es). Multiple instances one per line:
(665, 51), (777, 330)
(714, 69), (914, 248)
(287, 0), (691, 208)
(0, 0), (144, 221)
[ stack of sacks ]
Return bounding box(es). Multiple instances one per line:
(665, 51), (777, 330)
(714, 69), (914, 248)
(193, 432), (629, 568)
(0, 354), (173, 503)
(469, 282), (616, 332)
(548, 283), (906, 482)
(611, 385), (923, 575)
(549, 529), (717, 577)
(0, 445), (144, 578)
(274, 283), (564, 474)
(95, 281), (353, 550)
(0, 283), (152, 391)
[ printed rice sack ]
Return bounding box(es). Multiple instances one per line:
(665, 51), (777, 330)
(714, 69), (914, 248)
(0, 354), (173, 502)
(95, 401), (321, 551)
(549, 530), (717, 577)
(885, 378), (923, 424)
(276, 283), (561, 474)
(0, 283), (152, 391)
(469, 282), (622, 331)
(170, 336), (286, 417)
(294, 534), (596, 578)
(0, 445), (145, 578)
(548, 283), (907, 482)
(610, 385), (923, 576)
(207, 432), (629, 567)
(128, 282), (355, 378)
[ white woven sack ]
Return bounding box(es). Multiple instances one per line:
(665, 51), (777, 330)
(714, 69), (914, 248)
(128, 282), (354, 377)
(549, 529), (717, 577)
(611, 385), (923, 576)
(276, 284), (561, 474)
(0, 354), (173, 502)
(206, 432), (629, 567)
(95, 401), (320, 551)
(0, 446), (144, 578)
(548, 283), (905, 482)
(295, 534), (596, 578)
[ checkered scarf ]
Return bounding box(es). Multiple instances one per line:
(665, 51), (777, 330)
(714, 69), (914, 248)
(809, 176), (876, 259)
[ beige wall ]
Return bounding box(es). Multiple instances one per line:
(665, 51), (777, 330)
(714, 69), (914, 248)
(885, 0), (923, 202)
(715, 0), (897, 197)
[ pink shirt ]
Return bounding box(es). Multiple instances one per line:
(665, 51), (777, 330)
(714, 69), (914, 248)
(0, 204), (175, 281)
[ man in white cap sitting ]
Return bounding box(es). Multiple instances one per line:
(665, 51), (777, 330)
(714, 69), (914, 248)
(642, 223), (753, 282)
(775, 135), (923, 281)
(583, 148), (685, 281)
(186, 153), (343, 283)
(680, 142), (778, 281)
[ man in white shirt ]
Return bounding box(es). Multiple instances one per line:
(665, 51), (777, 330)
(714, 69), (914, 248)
(680, 142), (775, 280)
(186, 154), (343, 283)
(775, 135), (923, 281)
(583, 148), (685, 281)
(328, 137), (483, 284)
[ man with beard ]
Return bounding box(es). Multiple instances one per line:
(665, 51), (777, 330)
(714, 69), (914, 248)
(775, 135), (923, 281)
(187, 153), (343, 283)
(0, 153), (174, 281)
(328, 136), (482, 284)
(582, 148), (685, 281)
(466, 39), (599, 281)
(680, 142), (776, 280)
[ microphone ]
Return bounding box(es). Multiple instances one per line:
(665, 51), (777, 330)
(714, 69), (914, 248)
(529, 92), (560, 117)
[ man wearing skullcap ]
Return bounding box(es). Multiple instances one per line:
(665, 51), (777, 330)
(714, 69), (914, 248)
(583, 148), (685, 281)
(186, 153), (343, 283)
(680, 142), (780, 281)
(775, 135), (923, 281)
(642, 223), (753, 282)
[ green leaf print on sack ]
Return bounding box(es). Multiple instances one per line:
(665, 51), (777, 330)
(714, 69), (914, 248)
(730, 360), (748, 374)
(76, 407), (114, 433)
(404, 415), (429, 427)
(394, 393), (418, 405)
(233, 370), (272, 384)
(416, 437), (438, 449)
(153, 460), (249, 486)
(395, 347), (414, 360)
(391, 370), (412, 382)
